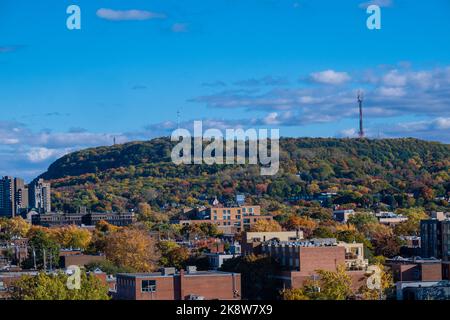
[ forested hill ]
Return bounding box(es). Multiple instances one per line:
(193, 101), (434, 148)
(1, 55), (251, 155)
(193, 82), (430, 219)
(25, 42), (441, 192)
(39, 137), (450, 213)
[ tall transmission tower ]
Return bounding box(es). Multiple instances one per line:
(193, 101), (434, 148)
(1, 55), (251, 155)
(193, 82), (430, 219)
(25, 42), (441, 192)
(357, 91), (364, 138)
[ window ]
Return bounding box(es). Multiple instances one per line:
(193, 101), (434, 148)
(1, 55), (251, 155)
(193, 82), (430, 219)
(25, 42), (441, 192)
(142, 280), (156, 293)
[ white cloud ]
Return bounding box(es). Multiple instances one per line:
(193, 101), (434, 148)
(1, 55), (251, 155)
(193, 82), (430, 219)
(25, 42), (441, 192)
(383, 117), (450, 143)
(338, 128), (359, 138)
(26, 148), (65, 163)
(263, 112), (281, 125)
(96, 8), (166, 21)
(383, 70), (407, 86)
(377, 86), (406, 97)
(434, 117), (450, 130)
(310, 70), (351, 85)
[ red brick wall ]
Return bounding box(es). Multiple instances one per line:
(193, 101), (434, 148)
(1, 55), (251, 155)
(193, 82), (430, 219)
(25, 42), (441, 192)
(421, 263), (442, 281)
(61, 254), (106, 268)
(299, 247), (346, 273)
(116, 273), (241, 300)
(116, 276), (178, 300)
(181, 274), (241, 300)
(389, 264), (418, 281)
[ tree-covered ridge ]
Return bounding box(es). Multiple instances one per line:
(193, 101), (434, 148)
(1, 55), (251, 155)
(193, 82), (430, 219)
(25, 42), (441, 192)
(39, 137), (450, 213)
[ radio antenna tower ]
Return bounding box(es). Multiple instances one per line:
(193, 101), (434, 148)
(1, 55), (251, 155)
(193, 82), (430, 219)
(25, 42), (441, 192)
(357, 90), (365, 138)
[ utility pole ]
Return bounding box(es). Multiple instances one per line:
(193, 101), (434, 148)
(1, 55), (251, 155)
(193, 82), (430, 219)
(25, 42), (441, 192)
(357, 91), (365, 138)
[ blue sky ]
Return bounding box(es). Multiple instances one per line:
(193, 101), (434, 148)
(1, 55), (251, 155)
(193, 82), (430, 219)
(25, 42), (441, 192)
(0, 0), (449, 180)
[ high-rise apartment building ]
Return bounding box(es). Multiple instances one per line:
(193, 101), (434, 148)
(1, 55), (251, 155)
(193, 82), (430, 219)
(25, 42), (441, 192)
(421, 218), (450, 261)
(0, 176), (29, 217)
(28, 178), (51, 213)
(14, 178), (28, 215)
(0, 176), (14, 217)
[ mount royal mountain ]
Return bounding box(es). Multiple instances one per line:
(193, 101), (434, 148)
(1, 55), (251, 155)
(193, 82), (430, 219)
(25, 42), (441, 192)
(37, 137), (450, 214)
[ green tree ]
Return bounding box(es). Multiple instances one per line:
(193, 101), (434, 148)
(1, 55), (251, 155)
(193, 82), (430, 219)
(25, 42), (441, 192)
(359, 264), (394, 300)
(24, 228), (60, 270)
(347, 212), (378, 231)
(158, 241), (190, 269)
(394, 208), (428, 236)
(12, 271), (110, 300)
(281, 265), (353, 300)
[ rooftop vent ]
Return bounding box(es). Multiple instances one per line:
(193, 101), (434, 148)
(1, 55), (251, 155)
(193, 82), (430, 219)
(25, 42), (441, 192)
(187, 266), (197, 274)
(161, 267), (176, 276)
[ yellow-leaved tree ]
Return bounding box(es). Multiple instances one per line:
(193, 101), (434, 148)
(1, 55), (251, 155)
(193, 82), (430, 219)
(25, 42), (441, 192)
(50, 225), (92, 250)
(249, 219), (282, 232)
(11, 272), (110, 300)
(104, 227), (160, 272)
(0, 216), (31, 238)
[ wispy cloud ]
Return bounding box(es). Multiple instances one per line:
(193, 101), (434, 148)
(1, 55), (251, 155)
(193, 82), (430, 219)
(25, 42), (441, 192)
(234, 76), (289, 87)
(380, 117), (450, 142)
(191, 65), (450, 126)
(0, 120), (130, 180)
(96, 8), (166, 21)
(309, 70), (351, 85)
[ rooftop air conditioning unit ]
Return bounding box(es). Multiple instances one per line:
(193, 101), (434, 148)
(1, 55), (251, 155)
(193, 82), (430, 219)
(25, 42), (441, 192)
(161, 267), (176, 276)
(187, 266), (197, 274)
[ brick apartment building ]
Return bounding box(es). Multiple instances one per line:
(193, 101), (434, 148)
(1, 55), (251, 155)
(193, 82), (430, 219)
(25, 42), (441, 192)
(241, 231), (304, 255)
(385, 257), (443, 282)
(177, 205), (273, 233)
(261, 238), (368, 292)
(115, 267), (241, 300)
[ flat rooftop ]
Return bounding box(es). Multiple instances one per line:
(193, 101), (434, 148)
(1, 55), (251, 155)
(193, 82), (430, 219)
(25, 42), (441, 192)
(117, 270), (239, 278)
(263, 238), (338, 247)
(387, 256), (441, 264)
